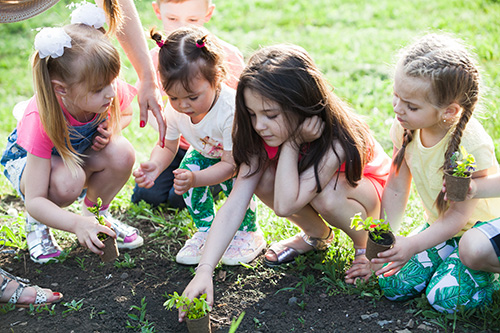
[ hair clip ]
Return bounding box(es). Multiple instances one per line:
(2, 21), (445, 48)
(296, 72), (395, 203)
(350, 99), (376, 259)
(196, 38), (205, 49)
(34, 27), (72, 59)
(70, 2), (106, 29)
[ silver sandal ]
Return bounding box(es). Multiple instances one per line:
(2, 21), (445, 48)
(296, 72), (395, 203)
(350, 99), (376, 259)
(264, 229), (334, 267)
(0, 267), (61, 308)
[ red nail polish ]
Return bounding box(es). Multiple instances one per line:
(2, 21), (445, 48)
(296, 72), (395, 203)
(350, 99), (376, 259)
(53, 292), (62, 297)
(140, 121), (145, 128)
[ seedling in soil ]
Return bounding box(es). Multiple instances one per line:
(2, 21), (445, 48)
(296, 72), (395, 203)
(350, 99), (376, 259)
(87, 197), (107, 241)
(164, 292), (210, 320)
(127, 297), (156, 332)
(62, 298), (84, 317)
(114, 253), (135, 268)
(75, 257), (86, 271)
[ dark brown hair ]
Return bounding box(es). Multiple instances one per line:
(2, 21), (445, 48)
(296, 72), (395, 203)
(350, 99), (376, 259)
(233, 44), (373, 192)
(150, 26), (226, 93)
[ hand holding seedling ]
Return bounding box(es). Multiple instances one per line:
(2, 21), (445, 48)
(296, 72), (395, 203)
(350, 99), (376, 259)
(295, 115), (324, 145)
(172, 169), (194, 195)
(78, 197), (116, 255)
(371, 235), (413, 277)
(133, 161), (161, 189)
(91, 120), (111, 151)
(180, 267), (214, 322)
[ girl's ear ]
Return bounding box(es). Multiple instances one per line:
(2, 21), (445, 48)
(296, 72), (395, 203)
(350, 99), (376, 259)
(204, 4), (215, 23)
(443, 102), (461, 122)
(51, 80), (67, 96)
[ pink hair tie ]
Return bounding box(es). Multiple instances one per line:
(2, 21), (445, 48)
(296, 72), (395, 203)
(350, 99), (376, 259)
(156, 39), (164, 48)
(196, 39), (205, 48)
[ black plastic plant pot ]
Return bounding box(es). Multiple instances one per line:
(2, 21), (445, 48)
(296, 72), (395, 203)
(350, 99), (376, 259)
(365, 230), (395, 261)
(444, 170), (471, 202)
(186, 313), (211, 333)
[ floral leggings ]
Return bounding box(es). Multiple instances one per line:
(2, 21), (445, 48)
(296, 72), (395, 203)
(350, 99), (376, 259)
(379, 224), (499, 313)
(179, 149), (257, 232)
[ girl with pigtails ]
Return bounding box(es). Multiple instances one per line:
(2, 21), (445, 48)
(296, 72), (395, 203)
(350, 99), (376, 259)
(134, 26), (265, 266)
(1, 2), (143, 264)
(358, 33), (500, 313)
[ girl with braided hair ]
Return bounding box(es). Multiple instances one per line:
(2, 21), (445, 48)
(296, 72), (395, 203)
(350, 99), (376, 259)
(365, 33), (500, 313)
(134, 26), (265, 266)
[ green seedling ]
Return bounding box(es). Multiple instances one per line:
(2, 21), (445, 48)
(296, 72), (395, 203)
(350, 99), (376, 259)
(62, 298), (84, 317)
(87, 197), (108, 241)
(163, 292), (210, 320)
(114, 253), (135, 269)
(127, 297), (156, 332)
(350, 213), (391, 242)
(75, 257), (86, 271)
(449, 146), (476, 177)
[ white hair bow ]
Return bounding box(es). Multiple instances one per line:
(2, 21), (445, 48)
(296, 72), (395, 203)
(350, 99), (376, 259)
(34, 27), (72, 59)
(70, 2), (106, 29)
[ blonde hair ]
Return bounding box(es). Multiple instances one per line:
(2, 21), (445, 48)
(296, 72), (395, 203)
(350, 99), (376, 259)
(101, 0), (123, 35)
(392, 33), (481, 214)
(32, 23), (121, 175)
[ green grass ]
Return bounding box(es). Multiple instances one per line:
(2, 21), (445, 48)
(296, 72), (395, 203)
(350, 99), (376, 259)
(1, 0), (500, 330)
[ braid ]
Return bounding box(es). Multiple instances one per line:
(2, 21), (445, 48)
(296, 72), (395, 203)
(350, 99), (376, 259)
(393, 129), (414, 173)
(434, 105), (474, 213)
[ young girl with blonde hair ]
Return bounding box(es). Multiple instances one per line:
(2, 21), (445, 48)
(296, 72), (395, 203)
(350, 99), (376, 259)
(1, 3), (142, 264)
(134, 26), (265, 266)
(180, 44), (391, 317)
(368, 33), (500, 313)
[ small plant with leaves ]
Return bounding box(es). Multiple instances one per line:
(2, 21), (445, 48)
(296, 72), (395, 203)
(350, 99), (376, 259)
(164, 292), (210, 320)
(87, 197), (107, 241)
(449, 146), (476, 178)
(350, 213), (391, 242)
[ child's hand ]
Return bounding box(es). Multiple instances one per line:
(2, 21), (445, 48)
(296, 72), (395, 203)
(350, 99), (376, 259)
(173, 169), (194, 195)
(442, 178), (476, 201)
(133, 161), (160, 188)
(74, 216), (116, 255)
(371, 236), (413, 278)
(92, 120), (111, 151)
(296, 115), (325, 144)
(179, 269), (214, 322)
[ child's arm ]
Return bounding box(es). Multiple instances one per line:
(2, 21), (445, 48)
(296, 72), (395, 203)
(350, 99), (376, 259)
(380, 147), (413, 231)
(119, 104), (133, 130)
(133, 138), (179, 188)
(180, 159), (263, 321)
(23, 154), (115, 255)
(458, 173), (500, 199)
(172, 150), (235, 195)
(374, 168), (487, 277)
(273, 116), (338, 216)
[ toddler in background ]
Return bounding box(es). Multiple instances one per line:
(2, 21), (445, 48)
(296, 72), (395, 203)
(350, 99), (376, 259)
(134, 26), (265, 265)
(132, 0), (244, 207)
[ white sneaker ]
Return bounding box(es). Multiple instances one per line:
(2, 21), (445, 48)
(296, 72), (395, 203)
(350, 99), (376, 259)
(175, 231), (208, 265)
(25, 217), (63, 264)
(221, 231), (266, 266)
(102, 212), (143, 249)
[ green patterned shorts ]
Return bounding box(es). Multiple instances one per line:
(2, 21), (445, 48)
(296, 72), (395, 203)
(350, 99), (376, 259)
(179, 149), (257, 232)
(379, 224), (499, 313)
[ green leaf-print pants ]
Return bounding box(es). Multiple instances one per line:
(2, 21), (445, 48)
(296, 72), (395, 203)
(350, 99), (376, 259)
(379, 224), (499, 313)
(179, 149), (257, 232)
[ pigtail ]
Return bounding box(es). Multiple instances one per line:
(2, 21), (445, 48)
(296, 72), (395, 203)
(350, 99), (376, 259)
(32, 53), (82, 175)
(155, 26), (227, 93)
(101, 0), (122, 35)
(392, 129), (414, 173)
(434, 105), (474, 213)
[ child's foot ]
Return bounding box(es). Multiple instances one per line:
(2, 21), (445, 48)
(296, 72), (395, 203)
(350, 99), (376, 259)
(175, 231), (208, 265)
(0, 268), (63, 308)
(264, 229), (333, 267)
(26, 218), (63, 264)
(221, 231), (266, 266)
(101, 212), (143, 249)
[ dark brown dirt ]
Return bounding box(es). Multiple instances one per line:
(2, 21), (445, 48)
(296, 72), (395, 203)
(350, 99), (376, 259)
(0, 201), (492, 332)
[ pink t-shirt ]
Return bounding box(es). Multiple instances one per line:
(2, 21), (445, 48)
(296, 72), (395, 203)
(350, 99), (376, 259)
(16, 79), (137, 159)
